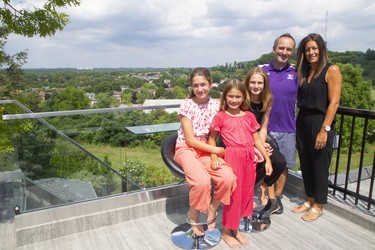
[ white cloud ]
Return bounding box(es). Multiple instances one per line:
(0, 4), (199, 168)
(5, 0), (375, 68)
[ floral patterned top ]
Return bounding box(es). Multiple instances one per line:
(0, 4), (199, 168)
(176, 98), (220, 143)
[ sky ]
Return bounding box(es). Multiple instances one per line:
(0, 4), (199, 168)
(5, 0), (375, 69)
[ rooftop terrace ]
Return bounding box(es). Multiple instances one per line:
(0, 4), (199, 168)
(0, 101), (374, 249)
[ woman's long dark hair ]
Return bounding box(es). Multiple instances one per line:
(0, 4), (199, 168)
(296, 33), (328, 84)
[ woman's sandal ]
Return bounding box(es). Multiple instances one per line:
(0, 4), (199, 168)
(302, 207), (323, 222)
(292, 202), (311, 213)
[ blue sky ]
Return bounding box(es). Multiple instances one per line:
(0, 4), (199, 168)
(6, 0), (375, 68)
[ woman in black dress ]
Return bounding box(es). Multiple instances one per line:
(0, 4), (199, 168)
(293, 33), (342, 222)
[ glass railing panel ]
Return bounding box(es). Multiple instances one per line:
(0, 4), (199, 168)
(0, 102), (144, 213)
(40, 109), (181, 189)
(1, 101), (183, 213)
(5, 123), (126, 212)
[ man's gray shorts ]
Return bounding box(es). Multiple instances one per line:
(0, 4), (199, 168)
(269, 131), (296, 169)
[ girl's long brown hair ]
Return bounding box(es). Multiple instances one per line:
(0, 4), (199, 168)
(243, 67), (272, 112)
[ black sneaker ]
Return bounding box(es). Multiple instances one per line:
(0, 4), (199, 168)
(255, 199), (271, 219)
(274, 196), (284, 214)
(270, 198), (281, 215)
(255, 199), (279, 219)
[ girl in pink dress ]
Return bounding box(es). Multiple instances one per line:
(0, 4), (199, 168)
(209, 79), (272, 248)
(174, 67), (237, 236)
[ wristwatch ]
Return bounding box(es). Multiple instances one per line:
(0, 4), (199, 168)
(323, 125), (331, 132)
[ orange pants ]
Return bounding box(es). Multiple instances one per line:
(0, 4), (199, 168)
(175, 142), (237, 213)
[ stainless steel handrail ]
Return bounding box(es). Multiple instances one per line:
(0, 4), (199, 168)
(1, 100), (181, 120)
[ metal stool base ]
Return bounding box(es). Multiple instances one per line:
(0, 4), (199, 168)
(239, 216), (271, 233)
(171, 223), (221, 249)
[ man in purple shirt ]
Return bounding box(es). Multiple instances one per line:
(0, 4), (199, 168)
(260, 33), (299, 215)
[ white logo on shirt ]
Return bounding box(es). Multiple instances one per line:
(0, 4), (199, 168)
(287, 74), (294, 80)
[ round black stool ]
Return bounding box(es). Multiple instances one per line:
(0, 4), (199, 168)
(161, 133), (221, 249)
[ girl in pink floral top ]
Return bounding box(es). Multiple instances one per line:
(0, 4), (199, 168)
(175, 67), (237, 236)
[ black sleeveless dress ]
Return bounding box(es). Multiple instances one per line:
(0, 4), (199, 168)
(296, 63), (335, 204)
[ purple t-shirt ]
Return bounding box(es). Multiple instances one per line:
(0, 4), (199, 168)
(261, 61), (299, 133)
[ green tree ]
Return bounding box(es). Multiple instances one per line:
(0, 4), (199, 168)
(339, 63), (374, 110)
(0, 104), (32, 155)
(69, 169), (116, 196)
(365, 49), (375, 61)
(0, 27), (30, 154)
(1, 0), (81, 155)
(171, 77), (187, 88)
(337, 63), (375, 150)
(154, 86), (166, 99)
(165, 89), (176, 99)
(232, 68), (247, 80)
(92, 80), (117, 94)
(1, 0), (82, 97)
(119, 158), (177, 189)
(94, 92), (119, 108)
(15, 124), (56, 178)
(43, 86), (90, 111)
(211, 71), (225, 83)
(0, 27), (27, 99)
(173, 86), (188, 99)
(86, 111), (145, 147)
(39, 86), (90, 133)
(0, 0), (81, 37)
(136, 83), (156, 104)
(121, 88), (134, 104)
(50, 145), (117, 196)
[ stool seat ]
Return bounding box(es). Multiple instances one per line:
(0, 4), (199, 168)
(161, 133), (185, 179)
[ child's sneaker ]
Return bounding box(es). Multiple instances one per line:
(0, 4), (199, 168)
(274, 196), (284, 214)
(256, 199), (280, 219)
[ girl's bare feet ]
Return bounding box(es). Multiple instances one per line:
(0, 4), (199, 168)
(221, 227), (242, 248)
(232, 229), (249, 246)
(188, 208), (204, 236)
